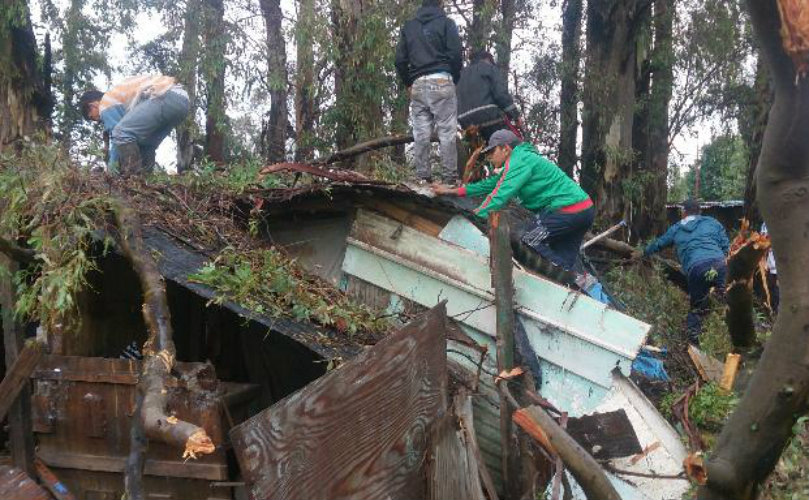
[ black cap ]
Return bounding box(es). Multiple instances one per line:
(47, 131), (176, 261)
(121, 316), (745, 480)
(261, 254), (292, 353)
(481, 129), (520, 154)
(683, 199), (701, 215)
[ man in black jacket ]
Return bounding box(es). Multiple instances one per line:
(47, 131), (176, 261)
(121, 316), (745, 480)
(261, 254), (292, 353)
(395, 0), (462, 184)
(457, 51), (523, 141)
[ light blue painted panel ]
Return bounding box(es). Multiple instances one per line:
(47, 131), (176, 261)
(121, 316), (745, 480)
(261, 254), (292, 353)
(351, 210), (649, 360)
(439, 215), (491, 257)
(343, 245), (623, 387)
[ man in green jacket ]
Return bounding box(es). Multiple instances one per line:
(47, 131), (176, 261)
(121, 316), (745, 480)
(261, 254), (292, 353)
(432, 129), (593, 270)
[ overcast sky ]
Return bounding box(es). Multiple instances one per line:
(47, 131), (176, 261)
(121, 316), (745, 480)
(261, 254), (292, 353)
(29, 0), (713, 174)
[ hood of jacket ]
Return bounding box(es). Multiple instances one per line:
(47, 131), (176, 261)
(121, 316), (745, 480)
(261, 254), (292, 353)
(416, 6), (445, 23)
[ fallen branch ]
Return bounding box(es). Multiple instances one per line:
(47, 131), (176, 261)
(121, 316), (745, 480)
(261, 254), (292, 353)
(111, 199), (214, 499)
(258, 162), (390, 184)
(513, 405), (622, 500)
(321, 133), (438, 165)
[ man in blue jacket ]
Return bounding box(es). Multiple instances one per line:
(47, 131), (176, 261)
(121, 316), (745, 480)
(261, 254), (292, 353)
(643, 199), (730, 345)
(395, 0), (462, 184)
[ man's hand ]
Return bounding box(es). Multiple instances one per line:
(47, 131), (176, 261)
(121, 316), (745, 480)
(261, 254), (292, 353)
(431, 183), (458, 196)
(630, 250), (643, 261)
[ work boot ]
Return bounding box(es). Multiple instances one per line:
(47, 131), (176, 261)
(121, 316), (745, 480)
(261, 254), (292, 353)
(117, 142), (142, 176)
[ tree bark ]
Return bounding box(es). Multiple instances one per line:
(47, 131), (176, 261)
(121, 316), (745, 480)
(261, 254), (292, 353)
(176, 0), (202, 173)
(558, 0), (583, 177)
(0, 0), (50, 151)
(740, 56), (773, 223)
(581, 0), (646, 223)
(495, 0), (516, 76)
(202, 0), (226, 164)
(469, 0), (495, 56)
(696, 1), (809, 498)
(630, 0), (671, 241)
(294, 0), (317, 162)
(260, 0), (289, 163)
(725, 230), (770, 350)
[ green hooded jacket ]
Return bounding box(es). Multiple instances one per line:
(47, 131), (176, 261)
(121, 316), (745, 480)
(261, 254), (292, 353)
(462, 142), (589, 218)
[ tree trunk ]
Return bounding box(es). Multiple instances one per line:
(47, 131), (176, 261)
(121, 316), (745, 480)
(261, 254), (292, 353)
(294, 0), (316, 162)
(581, 0), (645, 223)
(260, 0), (289, 163)
(740, 56), (773, 223)
(495, 0), (516, 76)
(176, 0), (201, 173)
(630, 0), (671, 241)
(57, 0), (83, 151)
(558, 0), (583, 177)
(469, 0), (495, 56)
(202, 0), (226, 164)
(0, 0), (49, 150)
(330, 0), (384, 169)
(695, 1), (809, 499)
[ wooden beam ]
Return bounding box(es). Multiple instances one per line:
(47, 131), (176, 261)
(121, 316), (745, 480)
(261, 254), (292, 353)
(0, 255), (36, 475)
(489, 211), (519, 498)
(0, 339), (43, 422)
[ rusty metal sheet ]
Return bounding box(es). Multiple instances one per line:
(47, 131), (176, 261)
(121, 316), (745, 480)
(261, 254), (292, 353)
(0, 466), (50, 500)
(230, 304), (449, 500)
(566, 410), (642, 460)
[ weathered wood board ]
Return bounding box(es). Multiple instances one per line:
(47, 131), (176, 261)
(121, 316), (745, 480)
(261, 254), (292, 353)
(230, 304), (449, 500)
(427, 392), (486, 500)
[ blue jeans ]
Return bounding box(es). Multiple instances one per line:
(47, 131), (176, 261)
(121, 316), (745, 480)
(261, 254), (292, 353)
(686, 258), (727, 344)
(410, 76), (458, 182)
(110, 88), (190, 172)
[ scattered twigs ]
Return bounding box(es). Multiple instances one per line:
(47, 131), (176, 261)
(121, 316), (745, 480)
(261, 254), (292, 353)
(670, 382), (704, 452)
(601, 462), (687, 481)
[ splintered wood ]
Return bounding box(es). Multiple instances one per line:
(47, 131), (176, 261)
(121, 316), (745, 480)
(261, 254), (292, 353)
(230, 304), (449, 500)
(726, 220), (771, 349)
(777, 0), (809, 77)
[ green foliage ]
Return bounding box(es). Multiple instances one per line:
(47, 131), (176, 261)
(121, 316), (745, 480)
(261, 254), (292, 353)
(698, 134), (748, 201)
(189, 248), (388, 337)
(0, 141), (111, 328)
(688, 382), (738, 431)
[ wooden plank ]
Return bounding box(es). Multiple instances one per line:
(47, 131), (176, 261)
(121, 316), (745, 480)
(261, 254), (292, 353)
(36, 450), (227, 480)
(0, 255), (35, 475)
(363, 198), (444, 237)
(230, 304), (449, 500)
(427, 392), (486, 500)
(0, 465), (50, 500)
(720, 353), (742, 392)
(565, 409), (643, 459)
(687, 345), (724, 383)
(0, 340), (43, 422)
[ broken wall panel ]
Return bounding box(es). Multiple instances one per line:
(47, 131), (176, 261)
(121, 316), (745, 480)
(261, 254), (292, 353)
(31, 356), (257, 500)
(230, 304), (449, 500)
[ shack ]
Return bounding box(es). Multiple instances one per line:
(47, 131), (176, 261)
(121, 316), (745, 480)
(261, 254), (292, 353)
(1, 168), (688, 500)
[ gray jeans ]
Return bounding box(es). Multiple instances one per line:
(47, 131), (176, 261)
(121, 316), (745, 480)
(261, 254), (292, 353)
(410, 77), (458, 182)
(111, 87), (190, 166)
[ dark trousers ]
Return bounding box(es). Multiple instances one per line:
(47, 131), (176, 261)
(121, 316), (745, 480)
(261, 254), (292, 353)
(686, 258), (727, 344)
(767, 272), (780, 314)
(521, 206), (595, 271)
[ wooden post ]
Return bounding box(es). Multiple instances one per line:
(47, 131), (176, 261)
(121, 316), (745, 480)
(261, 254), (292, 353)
(489, 211), (518, 498)
(0, 339), (44, 422)
(0, 255), (36, 475)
